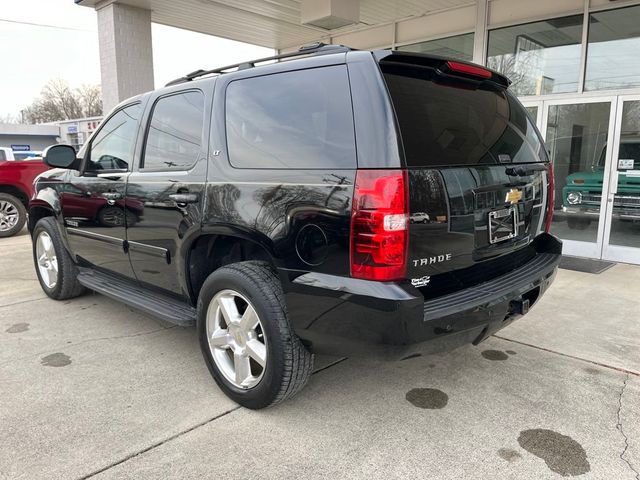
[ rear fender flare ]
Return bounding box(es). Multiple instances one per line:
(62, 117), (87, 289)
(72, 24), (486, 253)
(196, 226), (283, 268)
(188, 227), (290, 297)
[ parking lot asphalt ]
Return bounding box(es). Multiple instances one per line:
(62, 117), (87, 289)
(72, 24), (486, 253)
(1, 229), (639, 480)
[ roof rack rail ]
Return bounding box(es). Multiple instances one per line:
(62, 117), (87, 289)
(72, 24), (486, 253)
(165, 42), (352, 87)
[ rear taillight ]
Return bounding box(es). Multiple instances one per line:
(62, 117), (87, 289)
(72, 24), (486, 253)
(350, 169), (408, 281)
(545, 163), (555, 233)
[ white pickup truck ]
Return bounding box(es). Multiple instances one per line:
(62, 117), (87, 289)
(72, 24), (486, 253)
(0, 147), (42, 161)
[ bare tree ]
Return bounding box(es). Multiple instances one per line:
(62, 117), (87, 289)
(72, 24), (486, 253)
(0, 113), (20, 124)
(22, 79), (103, 124)
(77, 84), (102, 118)
(486, 54), (531, 95)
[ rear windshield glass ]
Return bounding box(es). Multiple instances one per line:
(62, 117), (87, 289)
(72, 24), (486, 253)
(381, 63), (548, 167)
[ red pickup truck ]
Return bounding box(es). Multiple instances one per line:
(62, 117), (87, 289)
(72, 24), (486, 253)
(0, 158), (50, 237)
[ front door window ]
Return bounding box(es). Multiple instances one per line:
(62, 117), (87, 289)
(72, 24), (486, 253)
(86, 104), (140, 173)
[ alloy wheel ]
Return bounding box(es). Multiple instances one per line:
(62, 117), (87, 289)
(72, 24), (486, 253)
(36, 231), (58, 289)
(206, 289), (267, 389)
(0, 200), (19, 232)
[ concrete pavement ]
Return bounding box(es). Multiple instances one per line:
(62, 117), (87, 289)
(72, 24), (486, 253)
(1, 229), (638, 480)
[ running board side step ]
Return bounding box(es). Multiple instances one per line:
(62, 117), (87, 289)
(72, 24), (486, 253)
(77, 269), (196, 326)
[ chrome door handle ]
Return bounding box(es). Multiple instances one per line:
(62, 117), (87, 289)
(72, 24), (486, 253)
(169, 193), (199, 204)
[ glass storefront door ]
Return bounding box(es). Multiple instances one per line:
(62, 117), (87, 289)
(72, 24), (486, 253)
(523, 95), (640, 264)
(542, 97), (616, 258)
(602, 97), (640, 264)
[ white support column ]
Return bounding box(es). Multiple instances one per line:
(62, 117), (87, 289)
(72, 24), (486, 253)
(472, 0), (489, 65)
(97, 2), (154, 112)
(577, 0), (590, 94)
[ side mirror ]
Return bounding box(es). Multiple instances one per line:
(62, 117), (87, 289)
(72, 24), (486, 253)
(43, 144), (79, 169)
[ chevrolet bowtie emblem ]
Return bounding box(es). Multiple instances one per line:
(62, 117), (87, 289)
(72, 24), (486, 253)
(505, 188), (523, 204)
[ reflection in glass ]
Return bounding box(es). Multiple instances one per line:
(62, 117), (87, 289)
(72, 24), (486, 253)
(487, 16), (583, 96)
(585, 5), (640, 91)
(608, 101), (640, 249)
(143, 91), (204, 170)
(396, 33), (474, 62)
(225, 65), (356, 169)
(381, 68), (547, 167)
(87, 104), (140, 172)
(547, 102), (611, 243)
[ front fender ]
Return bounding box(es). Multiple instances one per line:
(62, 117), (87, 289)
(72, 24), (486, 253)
(28, 187), (73, 256)
(28, 168), (68, 231)
(30, 187), (61, 218)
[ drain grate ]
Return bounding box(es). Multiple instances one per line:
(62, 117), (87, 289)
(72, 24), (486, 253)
(559, 256), (615, 274)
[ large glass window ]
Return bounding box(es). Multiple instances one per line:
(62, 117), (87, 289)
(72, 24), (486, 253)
(397, 33), (474, 62)
(142, 91), (204, 170)
(87, 104), (140, 172)
(225, 66), (356, 169)
(487, 16), (583, 96)
(585, 5), (640, 91)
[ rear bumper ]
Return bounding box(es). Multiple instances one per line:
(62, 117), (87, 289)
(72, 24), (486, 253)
(283, 233), (562, 360)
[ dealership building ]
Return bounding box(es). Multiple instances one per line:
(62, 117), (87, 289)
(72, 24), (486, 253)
(57, 116), (103, 150)
(0, 123), (60, 153)
(76, 0), (640, 265)
(0, 117), (103, 155)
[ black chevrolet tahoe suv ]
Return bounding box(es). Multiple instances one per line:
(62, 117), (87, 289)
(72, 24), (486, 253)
(30, 44), (562, 409)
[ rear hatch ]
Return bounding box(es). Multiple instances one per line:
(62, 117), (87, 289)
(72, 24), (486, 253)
(378, 53), (551, 297)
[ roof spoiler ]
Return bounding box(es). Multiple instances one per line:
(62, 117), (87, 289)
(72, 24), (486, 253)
(375, 50), (511, 90)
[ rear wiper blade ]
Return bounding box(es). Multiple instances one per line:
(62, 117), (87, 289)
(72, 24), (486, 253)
(505, 164), (548, 176)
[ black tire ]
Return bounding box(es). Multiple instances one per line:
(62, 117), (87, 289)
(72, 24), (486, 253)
(197, 261), (313, 409)
(32, 217), (85, 300)
(0, 193), (27, 238)
(567, 217), (590, 230)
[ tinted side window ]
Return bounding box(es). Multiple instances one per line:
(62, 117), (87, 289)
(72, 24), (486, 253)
(87, 104), (141, 172)
(142, 91), (204, 170)
(225, 66), (356, 169)
(0, 150), (6, 161)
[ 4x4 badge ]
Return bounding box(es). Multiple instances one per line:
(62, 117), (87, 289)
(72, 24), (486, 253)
(505, 188), (523, 204)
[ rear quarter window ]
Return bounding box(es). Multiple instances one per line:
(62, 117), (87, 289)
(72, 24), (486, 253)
(225, 65), (356, 169)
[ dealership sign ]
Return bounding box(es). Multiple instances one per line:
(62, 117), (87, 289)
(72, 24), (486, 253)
(11, 144), (30, 151)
